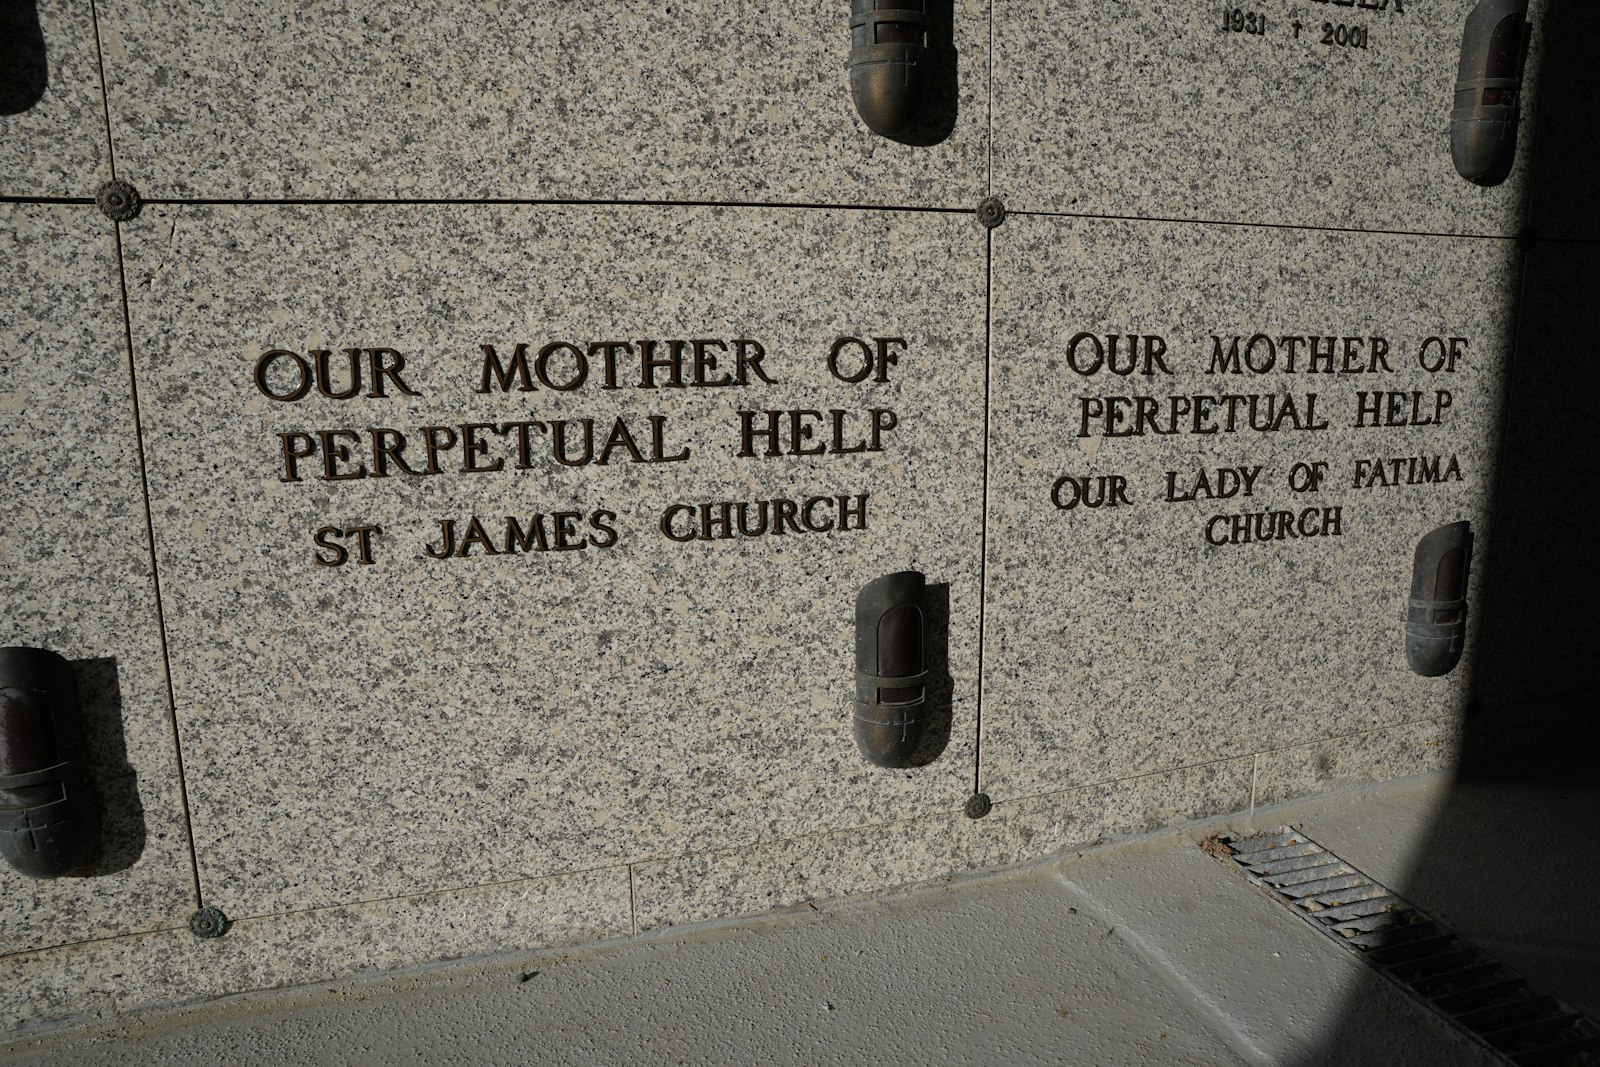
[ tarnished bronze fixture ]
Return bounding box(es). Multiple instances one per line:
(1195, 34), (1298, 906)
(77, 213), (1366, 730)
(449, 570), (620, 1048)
(1, 647), (100, 877)
(1451, 0), (1528, 185)
(854, 570), (929, 767)
(1405, 522), (1473, 677)
(848, 0), (927, 137)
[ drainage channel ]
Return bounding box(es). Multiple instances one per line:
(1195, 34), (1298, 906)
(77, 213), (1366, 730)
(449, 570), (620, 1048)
(1208, 827), (1600, 1067)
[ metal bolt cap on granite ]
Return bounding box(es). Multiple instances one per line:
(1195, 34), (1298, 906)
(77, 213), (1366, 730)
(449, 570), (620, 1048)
(188, 907), (229, 939)
(93, 180), (140, 222)
(976, 196), (1005, 229)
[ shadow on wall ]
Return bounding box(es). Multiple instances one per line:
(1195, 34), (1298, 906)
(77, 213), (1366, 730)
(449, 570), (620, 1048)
(883, 0), (958, 149)
(0, 0), (48, 116)
(905, 581), (954, 768)
(69, 657), (147, 877)
(1293, 2), (1600, 1062)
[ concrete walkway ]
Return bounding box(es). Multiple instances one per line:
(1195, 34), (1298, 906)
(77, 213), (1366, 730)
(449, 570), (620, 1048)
(4, 772), (1593, 1066)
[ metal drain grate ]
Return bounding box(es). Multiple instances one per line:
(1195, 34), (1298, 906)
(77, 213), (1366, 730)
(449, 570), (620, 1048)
(1212, 827), (1600, 1067)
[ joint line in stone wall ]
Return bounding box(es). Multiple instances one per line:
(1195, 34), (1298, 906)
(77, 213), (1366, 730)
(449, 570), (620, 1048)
(110, 222), (206, 912)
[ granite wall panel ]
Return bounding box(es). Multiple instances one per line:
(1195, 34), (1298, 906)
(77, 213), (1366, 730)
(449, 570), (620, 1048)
(96, 0), (988, 207)
(119, 203), (987, 919)
(3, 0), (1571, 1035)
(633, 755), (1254, 931)
(992, 0), (1543, 236)
(0, 205), (196, 955)
(0, 0), (110, 198)
(980, 214), (1517, 802)
(2, 863), (631, 1031)
(1252, 717), (1461, 808)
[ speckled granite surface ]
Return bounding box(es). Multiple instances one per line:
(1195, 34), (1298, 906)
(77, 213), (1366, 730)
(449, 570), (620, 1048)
(633, 755), (1253, 930)
(118, 203), (986, 918)
(1252, 717), (1460, 806)
(96, 0), (987, 205)
(2, 862), (630, 1031)
(3, 0), (1575, 1037)
(0, 0), (110, 197)
(981, 214), (1516, 802)
(993, 0), (1541, 236)
(0, 205), (195, 953)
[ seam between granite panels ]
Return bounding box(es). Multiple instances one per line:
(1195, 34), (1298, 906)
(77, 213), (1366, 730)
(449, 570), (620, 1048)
(624, 804), (973, 870)
(110, 221), (204, 912)
(985, 0), (994, 196)
(0, 922), (189, 962)
(131, 197), (975, 215)
(627, 867), (638, 938)
(993, 752), (1257, 810)
(95, 861), (642, 931)
(1007, 207), (1530, 245)
(973, 224), (993, 795)
(1245, 713), (1460, 757)
(87, 0), (118, 183)
(96, 0), (206, 917)
(0, 203), (1586, 246)
(0, 196), (97, 206)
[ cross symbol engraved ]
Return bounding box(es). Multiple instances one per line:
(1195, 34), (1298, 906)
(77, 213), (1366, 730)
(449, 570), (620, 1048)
(888, 51), (919, 87)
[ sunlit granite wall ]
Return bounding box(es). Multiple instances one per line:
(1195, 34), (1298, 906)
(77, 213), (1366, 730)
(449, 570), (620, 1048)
(1, 0), (1567, 1030)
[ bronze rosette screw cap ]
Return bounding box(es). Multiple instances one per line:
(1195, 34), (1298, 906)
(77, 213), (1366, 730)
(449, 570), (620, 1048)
(95, 180), (142, 222)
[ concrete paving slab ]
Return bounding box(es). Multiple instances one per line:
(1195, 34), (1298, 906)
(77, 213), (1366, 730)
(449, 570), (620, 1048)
(1057, 843), (1498, 1067)
(2, 869), (1247, 1067)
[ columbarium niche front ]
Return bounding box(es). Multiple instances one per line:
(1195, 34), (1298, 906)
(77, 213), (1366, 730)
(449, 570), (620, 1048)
(1, 0), (1559, 1030)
